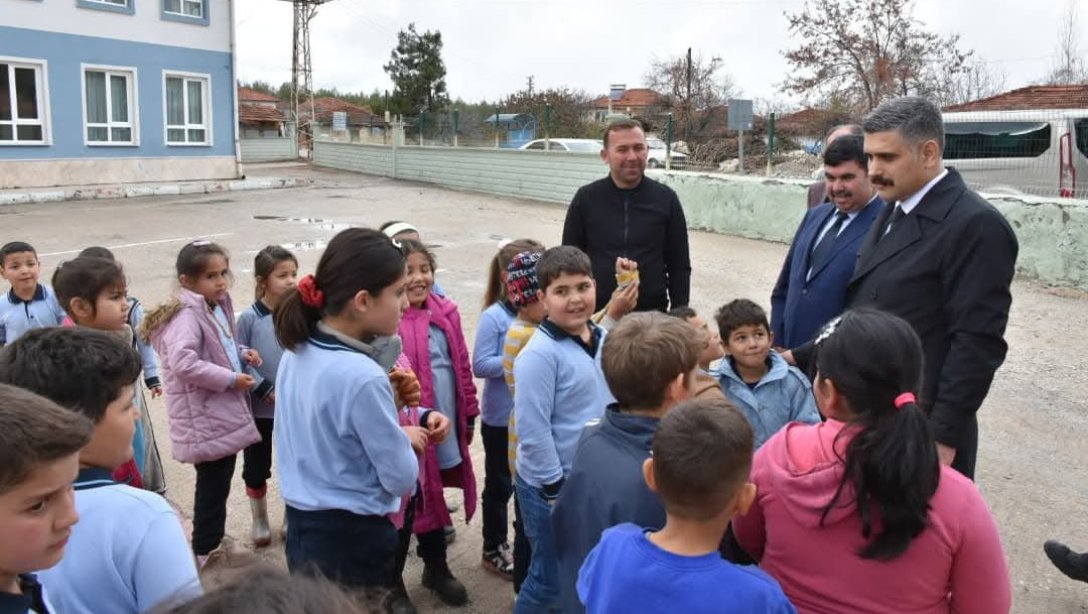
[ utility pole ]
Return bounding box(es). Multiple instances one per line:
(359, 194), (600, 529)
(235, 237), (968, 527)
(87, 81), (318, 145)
(526, 75), (535, 98)
(277, 0), (333, 159)
(685, 47), (692, 144)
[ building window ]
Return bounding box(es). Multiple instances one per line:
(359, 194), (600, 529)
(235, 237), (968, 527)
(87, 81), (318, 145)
(83, 67), (137, 145)
(161, 0), (208, 25)
(0, 60), (48, 145)
(76, 0), (135, 15)
(164, 73), (209, 145)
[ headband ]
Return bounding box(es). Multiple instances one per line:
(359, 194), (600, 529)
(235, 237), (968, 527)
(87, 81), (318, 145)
(382, 222), (418, 239)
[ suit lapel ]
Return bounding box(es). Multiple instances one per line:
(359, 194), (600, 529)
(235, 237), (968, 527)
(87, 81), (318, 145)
(808, 198), (882, 281)
(802, 208), (835, 273)
(851, 211), (922, 281)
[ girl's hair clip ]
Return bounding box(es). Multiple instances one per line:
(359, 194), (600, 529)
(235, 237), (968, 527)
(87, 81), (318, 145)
(191, 240), (212, 247)
(390, 238), (403, 250)
(814, 315), (843, 346)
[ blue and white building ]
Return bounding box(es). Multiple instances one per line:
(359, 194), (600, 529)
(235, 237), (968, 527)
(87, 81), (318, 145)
(1, 0), (240, 188)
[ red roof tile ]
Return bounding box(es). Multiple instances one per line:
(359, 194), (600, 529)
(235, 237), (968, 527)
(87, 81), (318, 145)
(310, 97), (378, 125)
(943, 84), (1088, 112)
(238, 86), (281, 103)
(592, 88), (663, 109)
(239, 104), (287, 125)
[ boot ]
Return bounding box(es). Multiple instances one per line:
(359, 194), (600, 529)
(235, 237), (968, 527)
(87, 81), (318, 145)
(422, 560), (468, 606)
(1045, 540), (1088, 583)
(246, 486), (272, 548)
(384, 576), (418, 614)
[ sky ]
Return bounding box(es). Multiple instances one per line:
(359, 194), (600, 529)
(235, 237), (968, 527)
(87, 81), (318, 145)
(234, 0), (1077, 109)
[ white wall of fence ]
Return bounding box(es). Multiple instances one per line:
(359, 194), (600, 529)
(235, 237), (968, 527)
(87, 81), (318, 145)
(240, 138), (299, 164)
(311, 140), (1088, 291)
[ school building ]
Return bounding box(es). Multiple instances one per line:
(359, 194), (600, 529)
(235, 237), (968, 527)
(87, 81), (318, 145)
(1, 0), (240, 189)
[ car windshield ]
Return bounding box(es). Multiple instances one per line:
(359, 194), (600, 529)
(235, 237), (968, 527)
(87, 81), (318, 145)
(647, 138), (666, 149)
(563, 141), (601, 152)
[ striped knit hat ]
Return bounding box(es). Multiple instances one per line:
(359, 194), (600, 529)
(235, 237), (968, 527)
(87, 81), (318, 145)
(506, 250), (542, 307)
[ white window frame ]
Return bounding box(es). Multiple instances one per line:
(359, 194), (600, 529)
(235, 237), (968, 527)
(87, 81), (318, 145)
(162, 70), (212, 147)
(76, 0), (135, 15)
(0, 56), (51, 146)
(81, 64), (139, 147)
(163, 0), (203, 18)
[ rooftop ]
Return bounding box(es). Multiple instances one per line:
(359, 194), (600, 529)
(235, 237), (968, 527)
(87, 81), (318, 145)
(943, 84), (1088, 112)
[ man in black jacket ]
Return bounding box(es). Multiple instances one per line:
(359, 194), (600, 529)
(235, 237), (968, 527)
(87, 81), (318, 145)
(562, 119), (691, 312)
(789, 97), (1018, 480)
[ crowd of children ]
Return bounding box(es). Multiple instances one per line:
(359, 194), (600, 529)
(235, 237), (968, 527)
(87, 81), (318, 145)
(0, 226), (1016, 614)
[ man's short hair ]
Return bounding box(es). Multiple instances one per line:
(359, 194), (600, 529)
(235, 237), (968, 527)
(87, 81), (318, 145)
(0, 383), (93, 495)
(862, 96), (944, 153)
(652, 398), (754, 521)
(714, 298), (769, 339)
(825, 123), (862, 141)
(602, 118), (644, 149)
(602, 312), (701, 410)
(823, 135), (867, 171)
(0, 242), (36, 264)
(536, 246), (593, 293)
(0, 327), (141, 422)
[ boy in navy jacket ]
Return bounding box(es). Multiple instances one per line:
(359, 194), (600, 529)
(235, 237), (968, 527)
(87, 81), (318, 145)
(553, 311), (704, 613)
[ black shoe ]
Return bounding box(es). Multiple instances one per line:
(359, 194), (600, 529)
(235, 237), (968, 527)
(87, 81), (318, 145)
(422, 561), (468, 606)
(1045, 540), (1088, 583)
(384, 579), (418, 614)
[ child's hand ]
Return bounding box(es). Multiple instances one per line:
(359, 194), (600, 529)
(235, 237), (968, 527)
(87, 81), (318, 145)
(389, 368), (422, 408)
(404, 426), (429, 455)
(425, 412), (451, 444)
(150, 385), (163, 399)
(267, 392), (276, 405)
(607, 282), (639, 320)
(614, 257), (638, 278)
(242, 349), (263, 367)
(234, 374), (256, 390)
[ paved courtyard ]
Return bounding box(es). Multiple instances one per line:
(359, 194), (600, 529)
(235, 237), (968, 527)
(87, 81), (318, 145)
(7, 166), (1087, 612)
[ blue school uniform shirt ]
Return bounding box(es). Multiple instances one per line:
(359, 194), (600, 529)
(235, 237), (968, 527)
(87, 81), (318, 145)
(428, 323), (461, 470)
(577, 524), (797, 614)
(274, 323), (418, 516)
(716, 351), (820, 449)
(38, 468), (201, 614)
(236, 301), (282, 419)
(211, 304), (243, 374)
(514, 319), (614, 490)
(0, 575), (53, 614)
(472, 301), (517, 427)
(0, 285), (65, 345)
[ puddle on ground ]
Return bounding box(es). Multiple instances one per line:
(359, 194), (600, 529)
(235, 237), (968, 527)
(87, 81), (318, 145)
(281, 240), (328, 252)
(253, 215), (348, 231)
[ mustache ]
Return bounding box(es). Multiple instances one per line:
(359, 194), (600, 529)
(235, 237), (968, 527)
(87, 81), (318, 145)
(870, 176), (894, 187)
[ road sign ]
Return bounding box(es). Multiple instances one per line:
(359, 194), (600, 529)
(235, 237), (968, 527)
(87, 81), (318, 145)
(727, 99), (753, 131)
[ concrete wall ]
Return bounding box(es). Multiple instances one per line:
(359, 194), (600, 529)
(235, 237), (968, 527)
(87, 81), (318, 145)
(311, 141), (1088, 291)
(240, 138), (298, 164)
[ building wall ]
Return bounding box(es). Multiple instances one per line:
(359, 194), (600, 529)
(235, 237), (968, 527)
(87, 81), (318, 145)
(311, 140), (1088, 291)
(240, 137), (298, 164)
(0, 0), (237, 187)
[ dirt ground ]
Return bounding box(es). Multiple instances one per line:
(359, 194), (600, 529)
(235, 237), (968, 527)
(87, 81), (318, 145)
(8, 165), (1087, 612)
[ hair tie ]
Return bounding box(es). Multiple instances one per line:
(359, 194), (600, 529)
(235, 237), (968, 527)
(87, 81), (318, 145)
(297, 274), (325, 309)
(894, 392), (916, 410)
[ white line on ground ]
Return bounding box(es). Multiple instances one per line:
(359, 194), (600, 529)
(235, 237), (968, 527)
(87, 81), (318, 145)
(39, 233), (235, 258)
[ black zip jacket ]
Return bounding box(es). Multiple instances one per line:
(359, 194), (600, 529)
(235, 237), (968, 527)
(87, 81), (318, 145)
(562, 175), (692, 311)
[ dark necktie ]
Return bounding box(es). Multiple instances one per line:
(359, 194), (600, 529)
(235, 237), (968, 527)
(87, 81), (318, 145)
(881, 204), (906, 240)
(809, 211), (849, 273)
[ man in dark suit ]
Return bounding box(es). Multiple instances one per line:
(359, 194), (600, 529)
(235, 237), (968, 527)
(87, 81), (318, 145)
(772, 135), (883, 350)
(805, 124), (862, 209)
(790, 97), (1018, 480)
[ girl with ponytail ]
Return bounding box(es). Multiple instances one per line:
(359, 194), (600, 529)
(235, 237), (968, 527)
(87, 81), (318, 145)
(732, 308), (1011, 614)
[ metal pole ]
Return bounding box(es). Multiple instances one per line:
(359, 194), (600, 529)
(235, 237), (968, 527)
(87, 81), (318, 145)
(665, 113), (674, 171)
(738, 129), (745, 174)
(544, 102), (551, 150)
(766, 112), (776, 177)
(453, 109), (459, 147)
(419, 112), (425, 147)
(494, 106), (500, 148)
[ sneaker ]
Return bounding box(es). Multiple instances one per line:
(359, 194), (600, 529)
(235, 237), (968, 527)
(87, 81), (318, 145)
(482, 543), (514, 581)
(1045, 540), (1088, 583)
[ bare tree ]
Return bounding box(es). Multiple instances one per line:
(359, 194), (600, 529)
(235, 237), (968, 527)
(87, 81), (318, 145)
(644, 50), (737, 143)
(935, 59), (1008, 106)
(1045, 0), (1088, 85)
(781, 0), (973, 111)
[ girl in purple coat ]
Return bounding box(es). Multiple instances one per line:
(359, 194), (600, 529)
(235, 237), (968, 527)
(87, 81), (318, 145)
(397, 239), (480, 608)
(142, 241), (262, 567)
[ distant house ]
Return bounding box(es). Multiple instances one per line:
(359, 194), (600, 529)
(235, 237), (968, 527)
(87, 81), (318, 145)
(589, 87), (665, 123)
(2, 0), (239, 188)
(295, 97), (387, 143)
(238, 87), (288, 138)
(944, 84), (1088, 112)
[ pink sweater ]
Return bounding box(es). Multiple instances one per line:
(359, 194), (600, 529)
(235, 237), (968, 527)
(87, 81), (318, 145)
(733, 420), (1011, 614)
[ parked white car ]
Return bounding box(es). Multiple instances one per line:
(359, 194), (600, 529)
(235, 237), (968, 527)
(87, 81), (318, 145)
(646, 137), (687, 169)
(519, 138), (602, 152)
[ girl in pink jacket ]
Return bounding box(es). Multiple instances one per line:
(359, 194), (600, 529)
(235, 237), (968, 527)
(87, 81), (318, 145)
(396, 239), (480, 608)
(143, 241), (262, 567)
(732, 308), (1011, 614)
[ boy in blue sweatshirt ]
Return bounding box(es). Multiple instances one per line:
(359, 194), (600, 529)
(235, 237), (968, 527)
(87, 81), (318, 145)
(513, 246), (613, 614)
(577, 398), (796, 613)
(553, 311), (703, 614)
(714, 299), (819, 449)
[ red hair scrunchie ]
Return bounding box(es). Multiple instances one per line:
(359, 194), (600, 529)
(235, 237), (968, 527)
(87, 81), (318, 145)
(297, 274), (325, 309)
